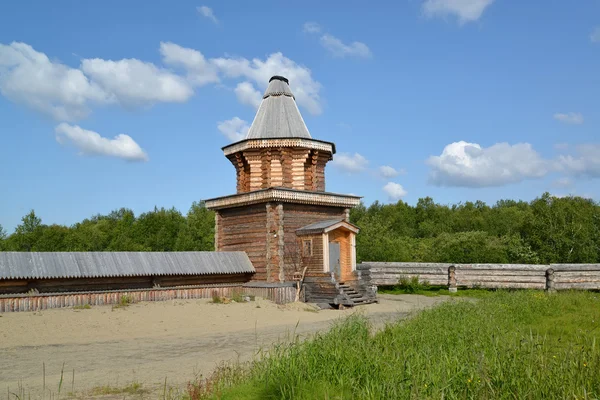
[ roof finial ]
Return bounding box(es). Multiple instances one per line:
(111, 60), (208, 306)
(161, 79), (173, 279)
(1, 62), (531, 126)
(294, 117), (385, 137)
(269, 75), (289, 85)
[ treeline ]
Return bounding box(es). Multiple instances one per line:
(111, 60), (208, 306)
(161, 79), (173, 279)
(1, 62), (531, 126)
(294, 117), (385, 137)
(0, 202), (214, 252)
(352, 193), (600, 264)
(0, 193), (599, 264)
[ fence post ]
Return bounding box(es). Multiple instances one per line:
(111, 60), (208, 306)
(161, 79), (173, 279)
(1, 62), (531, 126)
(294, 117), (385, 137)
(448, 265), (457, 293)
(545, 268), (555, 293)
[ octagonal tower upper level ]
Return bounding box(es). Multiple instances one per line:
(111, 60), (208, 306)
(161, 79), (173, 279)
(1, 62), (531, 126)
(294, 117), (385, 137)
(222, 76), (335, 193)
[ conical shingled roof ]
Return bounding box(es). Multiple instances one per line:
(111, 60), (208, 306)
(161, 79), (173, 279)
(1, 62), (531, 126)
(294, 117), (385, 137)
(245, 76), (312, 140)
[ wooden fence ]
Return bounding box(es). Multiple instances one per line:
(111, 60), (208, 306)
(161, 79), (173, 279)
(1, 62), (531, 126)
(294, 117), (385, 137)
(363, 262), (600, 292)
(0, 282), (297, 313)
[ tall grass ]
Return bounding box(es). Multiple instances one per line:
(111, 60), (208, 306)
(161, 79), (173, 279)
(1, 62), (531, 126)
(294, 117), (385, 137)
(199, 291), (600, 399)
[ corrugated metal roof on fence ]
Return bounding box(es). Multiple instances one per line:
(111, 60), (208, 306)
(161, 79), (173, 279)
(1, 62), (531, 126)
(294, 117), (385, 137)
(0, 252), (255, 280)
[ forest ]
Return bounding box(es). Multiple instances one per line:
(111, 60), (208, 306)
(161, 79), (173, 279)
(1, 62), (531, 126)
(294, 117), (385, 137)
(0, 193), (599, 264)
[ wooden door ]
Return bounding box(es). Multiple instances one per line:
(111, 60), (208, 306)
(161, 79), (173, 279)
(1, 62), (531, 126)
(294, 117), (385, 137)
(329, 242), (341, 280)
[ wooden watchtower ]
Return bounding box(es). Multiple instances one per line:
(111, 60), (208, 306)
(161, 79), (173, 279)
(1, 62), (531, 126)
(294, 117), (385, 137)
(205, 76), (376, 305)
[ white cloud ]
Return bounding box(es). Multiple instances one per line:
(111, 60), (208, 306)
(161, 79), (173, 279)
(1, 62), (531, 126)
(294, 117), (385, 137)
(383, 182), (408, 201)
(80, 58), (194, 106)
(557, 144), (600, 178)
(211, 52), (322, 114)
(217, 117), (249, 142)
(0, 41), (323, 126)
(423, 0), (495, 24)
(553, 177), (573, 188)
(234, 81), (262, 109)
(0, 42), (109, 121)
(591, 27), (600, 43)
(55, 123), (148, 161)
(427, 141), (550, 187)
(159, 42), (219, 86)
(379, 165), (405, 178)
(197, 6), (218, 24)
(553, 112), (584, 125)
(331, 153), (369, 173)
(320, 34), (372, 58)
(303, 22), (321, 34)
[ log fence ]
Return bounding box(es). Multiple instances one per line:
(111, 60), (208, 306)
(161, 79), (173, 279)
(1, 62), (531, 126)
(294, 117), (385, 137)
(363, 262), (600, 292)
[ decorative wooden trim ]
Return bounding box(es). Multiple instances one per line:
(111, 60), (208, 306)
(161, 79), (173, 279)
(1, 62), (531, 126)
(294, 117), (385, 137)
(351, 233), (356, 272)
(205, 188), (361, 210)
(223, 138), (335, 156)
(323, 233), (329, 273)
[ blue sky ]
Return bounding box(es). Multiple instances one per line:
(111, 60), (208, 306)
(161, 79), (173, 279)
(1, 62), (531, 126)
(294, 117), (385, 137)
(1, 0), (599, 233)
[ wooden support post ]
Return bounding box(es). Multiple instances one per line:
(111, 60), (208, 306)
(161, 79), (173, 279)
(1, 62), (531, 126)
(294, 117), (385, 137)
(448, 265), (457, 293)
(546, 268), (556, 293)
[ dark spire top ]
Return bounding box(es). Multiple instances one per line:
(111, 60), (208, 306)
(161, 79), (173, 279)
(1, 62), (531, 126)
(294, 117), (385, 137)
(269, 75), (289, 84)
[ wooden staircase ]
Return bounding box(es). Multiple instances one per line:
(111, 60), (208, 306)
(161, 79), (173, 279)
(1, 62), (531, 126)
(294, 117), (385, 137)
(303, 272), (377, 307)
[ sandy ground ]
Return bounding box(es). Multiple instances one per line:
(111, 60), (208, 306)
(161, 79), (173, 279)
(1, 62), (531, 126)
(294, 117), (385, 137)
(0, 294), (447, 398)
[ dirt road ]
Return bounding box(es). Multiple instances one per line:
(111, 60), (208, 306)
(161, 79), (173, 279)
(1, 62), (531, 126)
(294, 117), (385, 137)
(0, 294), (446, 398)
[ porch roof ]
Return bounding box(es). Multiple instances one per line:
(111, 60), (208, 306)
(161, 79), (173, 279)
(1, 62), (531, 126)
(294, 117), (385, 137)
(296, 219), (360, 236)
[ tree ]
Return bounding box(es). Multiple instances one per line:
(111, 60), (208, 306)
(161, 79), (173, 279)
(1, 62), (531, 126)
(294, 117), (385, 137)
(9, 210), (44, 251)
(175, 201), (215, 251)
(0, 224), (6, 250)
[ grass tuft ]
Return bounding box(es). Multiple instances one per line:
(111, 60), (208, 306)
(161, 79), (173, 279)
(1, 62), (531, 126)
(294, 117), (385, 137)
(199, 290), (600, 399)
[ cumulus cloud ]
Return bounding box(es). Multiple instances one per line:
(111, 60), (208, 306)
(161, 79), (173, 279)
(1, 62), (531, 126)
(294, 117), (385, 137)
(234, 81), (262, 109)
(0, 41), (323, 125)
(80, 58), (194, 106)
(379, 165), (405, 178)
(197, 6), (218, 24)
(331, 153), (369, 173)
(211, 52), (322, 114)
(320, 34), (372, 58)
(217, 117), (249, 142)
(553, 177), (573, 188)
(0, 42), (109, 121)
(55, 123), (148, 161)
(383, 182), (408, 201)
(423, 0), (495, 24)
(159, 42), (219, 86)
(553, 112), (584, 125)
(557, 144), (600, 178)
(303, 22), (322, 34)
(427, 141), (550, 187)
(591, 27), (600, 43)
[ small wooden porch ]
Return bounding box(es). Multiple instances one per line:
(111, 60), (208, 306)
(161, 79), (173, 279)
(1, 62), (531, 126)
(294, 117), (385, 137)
(295, 220), (377, 306)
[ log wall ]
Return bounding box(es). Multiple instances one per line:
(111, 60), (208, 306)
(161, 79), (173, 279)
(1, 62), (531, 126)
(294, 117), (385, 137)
(0, 283), (297, 313)
(364, 262), (600, 291)
(217, 204), (268, 280)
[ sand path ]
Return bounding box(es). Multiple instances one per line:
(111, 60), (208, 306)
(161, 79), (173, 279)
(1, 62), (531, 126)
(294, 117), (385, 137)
(0, 294), (446, 398)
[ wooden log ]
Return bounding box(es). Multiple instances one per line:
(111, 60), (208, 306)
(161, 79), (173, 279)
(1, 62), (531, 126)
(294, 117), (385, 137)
(555, 282), (600, 290)
(551, 264), (600, 271)
(553, 276), (600, 283)
(458, 270), (545, 277)
(458, 282), (545, 289)
(554, 271), (600, 278)
(456, 264), (549, 271)
(456, 276), (546, 283)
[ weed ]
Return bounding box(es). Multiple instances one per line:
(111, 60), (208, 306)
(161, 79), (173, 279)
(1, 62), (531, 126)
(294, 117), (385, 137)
(72, 304), (91, 310)
(205, 291), (600, 399)
(111, 294), (134, 310)
(90, 381), (146, 396)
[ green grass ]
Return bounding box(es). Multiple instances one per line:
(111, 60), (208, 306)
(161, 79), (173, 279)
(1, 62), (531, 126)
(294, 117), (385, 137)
(72, 304), (91, 310)
(378, 276), (493, 298)
(193, 290), (600, 399)
(379, 285), (493, 298)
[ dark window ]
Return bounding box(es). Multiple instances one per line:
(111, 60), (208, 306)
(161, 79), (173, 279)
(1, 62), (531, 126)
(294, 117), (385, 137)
(302, 239), (313, 257)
